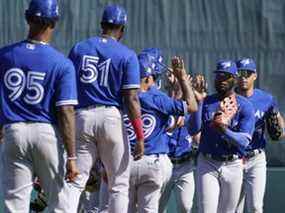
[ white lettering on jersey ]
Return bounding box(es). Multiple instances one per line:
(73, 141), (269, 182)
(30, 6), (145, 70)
(123, 114), (156, 141)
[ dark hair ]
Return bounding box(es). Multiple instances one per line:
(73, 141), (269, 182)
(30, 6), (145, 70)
(101, 22), (124, 31)
(25, 14), (58, 29)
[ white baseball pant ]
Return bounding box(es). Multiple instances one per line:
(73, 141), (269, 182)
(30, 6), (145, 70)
(235, 150), (266, 213)
(160, 154), (173, 194)
(196, 153), (243, 213)
(100, 155), (173, 213)
(99, 178), (109, 212)
(78, 190), (100, 212)
(128, 155), (164, 213)
(159, 159), (195, 213)
(1, 122), (68, 213)
(66, 106), (130, 213)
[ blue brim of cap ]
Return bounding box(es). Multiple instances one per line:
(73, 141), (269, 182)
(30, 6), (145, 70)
(237, 68), (256, 72)
(214, 70), (237, 75)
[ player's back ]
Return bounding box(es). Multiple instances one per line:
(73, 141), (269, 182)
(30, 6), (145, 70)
(0, 40), (77, 125)
(69, 36), (140, 108)
(124, 86), (187, 155)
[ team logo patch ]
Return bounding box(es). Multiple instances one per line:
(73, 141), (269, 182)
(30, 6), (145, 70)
(241, 59), (250, 65)
(221, 61), (231, 68)
(26, 43), (35, 50)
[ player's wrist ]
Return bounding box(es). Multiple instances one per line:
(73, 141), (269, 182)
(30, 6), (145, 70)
(67, 156), (77, 161)
(177, 74), (188, 82)
(131, 117), (144, 141)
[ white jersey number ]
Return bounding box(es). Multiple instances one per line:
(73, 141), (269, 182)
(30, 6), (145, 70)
(4, 68), (46, 105)
(80, 55), (111, 87)
(123, 114), (156, 141)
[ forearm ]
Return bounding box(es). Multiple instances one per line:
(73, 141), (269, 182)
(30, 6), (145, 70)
(178, 78), (198, 113)
(124, 92), (142, 120)
(122, 89), (144, 142)
(189, 102), (203, 135)
(57, 106), (76, 157)
(223, 128), (251, 149)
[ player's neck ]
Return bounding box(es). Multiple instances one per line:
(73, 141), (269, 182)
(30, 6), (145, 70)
(27, 29), (53, 44)
(237, 87), (254, 97)
(101, 33), (119, 41)
(140, 84), (149, 92)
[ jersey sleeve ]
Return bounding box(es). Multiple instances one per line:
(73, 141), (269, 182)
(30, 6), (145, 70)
(153, 94), (187, 116)
(55, 60), (78, 106)
(237, 99), (255, 138)
(121, 52), (140, 90)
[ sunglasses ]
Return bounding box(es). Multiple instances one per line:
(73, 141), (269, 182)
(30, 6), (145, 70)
(238, 70), (255, 78)
(215, 72), (234, 80)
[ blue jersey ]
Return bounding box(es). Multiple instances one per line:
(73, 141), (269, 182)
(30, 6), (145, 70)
(124, 86), (187, 155)
(168, 115), (193, 158)
(199, 94), (255, 156)
(68, 36), (140, 109)
(245, 89), (278, 151)
(0, 41), (78, 125)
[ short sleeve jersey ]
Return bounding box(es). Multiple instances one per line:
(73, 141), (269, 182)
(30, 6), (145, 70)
(124, 86), (187, 155)
(69, 36), (140, 108)
(199, 94), (255, 156)
(0, 41), (78, 124)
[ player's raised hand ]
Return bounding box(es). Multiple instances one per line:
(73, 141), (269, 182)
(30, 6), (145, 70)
(171, 56), (188, 81)
(65, 159), (80, 182)
(133, 139), (144, 161)
(192, 74), (208, 102)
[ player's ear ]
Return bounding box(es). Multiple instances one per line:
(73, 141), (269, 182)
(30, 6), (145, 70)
(145, 76), (150, 84)
(253, 73), (257, 80)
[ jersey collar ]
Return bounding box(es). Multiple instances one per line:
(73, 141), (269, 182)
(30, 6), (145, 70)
(27, 39), (49, 45)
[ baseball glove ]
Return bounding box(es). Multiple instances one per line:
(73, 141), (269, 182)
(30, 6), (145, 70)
(85, 160), (102, 192)
(30, 179), (47, 212)
(211, 94), (238, 129)
(266, 107), (284, 141)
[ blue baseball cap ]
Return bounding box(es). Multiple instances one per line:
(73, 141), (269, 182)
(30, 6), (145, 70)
(141, 48), (167, 76)
(214, 60), (238, 76)
(101, 4), (127, 25)
(138, 52), (157, 79)
(236, 58), (256, 72)
(25, 0), (59, 20)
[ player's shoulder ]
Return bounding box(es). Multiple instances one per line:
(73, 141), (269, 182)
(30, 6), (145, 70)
(71, 36), (136, 58)
(140, 86), (170, 105)
(253, 88), (274, 101)
(105, 38), (137, 60)
(45, 45), (74, 68)
(0, 41), (24, 57)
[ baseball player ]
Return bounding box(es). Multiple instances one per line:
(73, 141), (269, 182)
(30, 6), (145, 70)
(124, 50), (198, 212)
(191, 60), (255, 213)
(159, 115), (196, 213)
(0, 0), (79, 212)
(235, 58), (285, 213)
(159, 74), (207, 213)
(67, 4), (144, 213)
